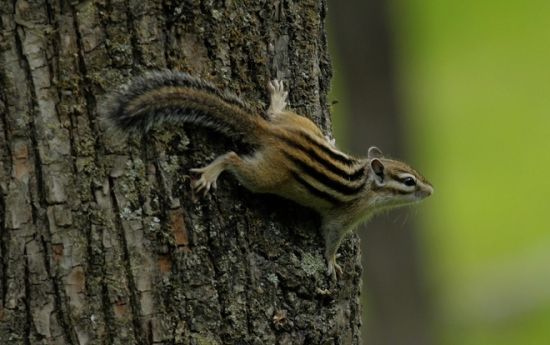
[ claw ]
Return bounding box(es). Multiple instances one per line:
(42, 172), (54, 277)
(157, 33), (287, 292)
(191, 168), (210, 195)
(326, 257), (343, 280)
(267, 79), (288, 117)
(189, 153), (233, 196)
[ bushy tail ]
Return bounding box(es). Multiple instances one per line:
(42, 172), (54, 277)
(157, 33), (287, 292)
(103, 71), (266, 143)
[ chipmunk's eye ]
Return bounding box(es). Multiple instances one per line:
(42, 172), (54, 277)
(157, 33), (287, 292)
(402, 177), (416, 187)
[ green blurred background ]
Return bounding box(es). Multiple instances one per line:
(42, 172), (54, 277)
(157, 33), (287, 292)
(329, 0), (550, 344)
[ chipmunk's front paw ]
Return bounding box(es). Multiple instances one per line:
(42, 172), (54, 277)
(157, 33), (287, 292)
(190, 165), (221, 195)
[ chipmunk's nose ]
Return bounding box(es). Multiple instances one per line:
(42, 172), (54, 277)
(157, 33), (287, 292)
(425, 185), (434, 197)
(417, 184), (433, 199)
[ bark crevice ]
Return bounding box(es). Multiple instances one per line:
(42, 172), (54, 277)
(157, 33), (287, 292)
(108, 176), (146, 345)
(23, 246), (32, 345)
(124, 0), (144, 67)
(0, 72), (10, 308)
(70, 3), (101, 156)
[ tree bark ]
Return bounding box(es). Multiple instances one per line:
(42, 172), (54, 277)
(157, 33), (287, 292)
(0, 0), (362, 344)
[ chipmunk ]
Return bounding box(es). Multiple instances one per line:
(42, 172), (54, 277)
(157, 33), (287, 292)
(105, 71), (433, 279)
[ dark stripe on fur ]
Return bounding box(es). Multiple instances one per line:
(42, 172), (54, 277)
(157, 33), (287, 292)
(296, 130), (357, 166)
(118, 106), (236, 136)
(389, 187), (410, 195)
(291, 171), (341, 205)
(275, 133), (366, 184)
(283, 151), (366, 196)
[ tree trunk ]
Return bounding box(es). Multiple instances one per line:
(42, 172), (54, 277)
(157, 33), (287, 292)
(0, 1), (362, 344)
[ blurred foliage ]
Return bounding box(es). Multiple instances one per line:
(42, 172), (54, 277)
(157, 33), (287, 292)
(387, 0), (550, 343)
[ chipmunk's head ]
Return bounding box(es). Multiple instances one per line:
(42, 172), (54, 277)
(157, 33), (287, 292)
(366, 146), (433, 210)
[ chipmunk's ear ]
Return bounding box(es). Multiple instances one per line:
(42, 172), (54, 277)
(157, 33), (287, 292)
(370, 158), (385, 183)
(368, 146), (383, 159)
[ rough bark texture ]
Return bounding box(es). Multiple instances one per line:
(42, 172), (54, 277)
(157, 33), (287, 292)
(330, 0), (433, 344)
(0, 0), (362, 344)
